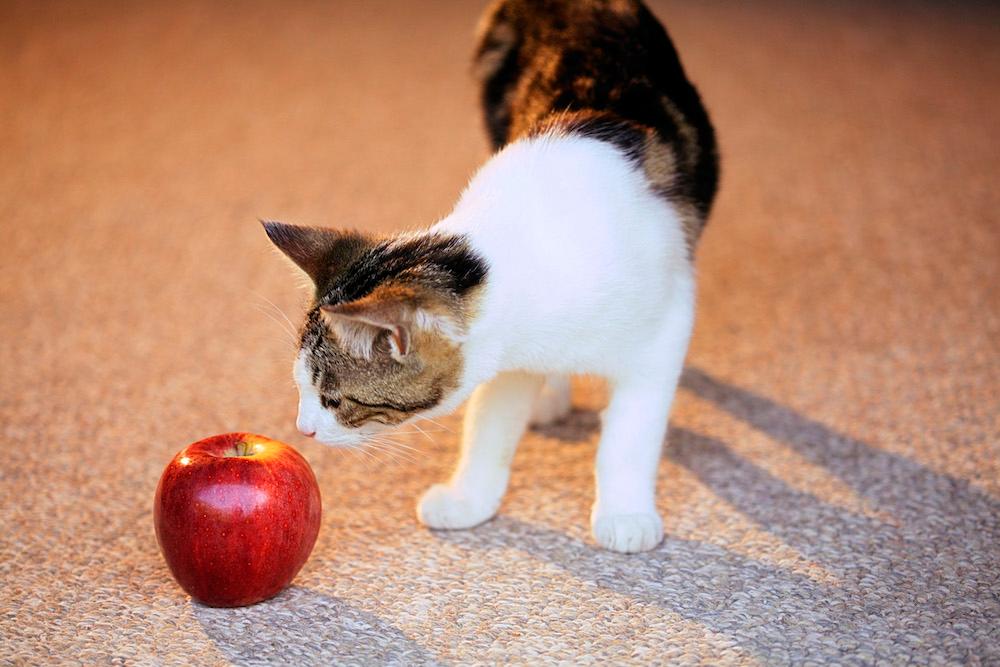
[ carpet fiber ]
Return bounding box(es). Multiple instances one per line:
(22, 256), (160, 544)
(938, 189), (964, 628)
(2, 1), (999, 664)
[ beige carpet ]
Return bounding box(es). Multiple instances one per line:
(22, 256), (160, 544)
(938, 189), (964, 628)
(2, 0), (999, 664)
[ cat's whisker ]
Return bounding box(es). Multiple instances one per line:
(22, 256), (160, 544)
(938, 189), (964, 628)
(342, 438), (379, 467)
(249, 291), (299, 346)
(410, 422), (437, 445)
(369, 434), (426, 455)
(381, 439), (426, 456)
(379, 429), (439, 438)
(355, 443), (382, 468)
(253, 305), (295, 340)
(252, 302), (298, 348)
(347, 443), (373, 470)
(361, 438), (393, 462)
(368, 436), (421, 462)
(259, 330), (298, 353)
(358, 443), (383, 464)
(419, 417), (454, 434)
(344, 443), (365, 467)
(371, 435), (421, 455)
(376, 449), (412, 467)
(404, 424), (452, 434)
(365, 440), (415, 466)
(253, 299), (293, 333)
(254, 291), (298, 336)
(375, 444), (423, 462)
(386, 429), (448, 438)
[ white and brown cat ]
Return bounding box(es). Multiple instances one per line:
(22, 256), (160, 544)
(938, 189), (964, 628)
(264, 0), (718, 553)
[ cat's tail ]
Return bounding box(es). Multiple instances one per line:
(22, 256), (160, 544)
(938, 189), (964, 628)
(473, 0), (522, 151)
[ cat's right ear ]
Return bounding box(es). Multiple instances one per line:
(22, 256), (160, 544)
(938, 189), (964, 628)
(261, 220), (370, 288)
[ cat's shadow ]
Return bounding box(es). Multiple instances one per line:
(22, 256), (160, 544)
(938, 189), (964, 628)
(192, 586), (440, 666)
(529, 406), (602, 441)
(435, 366), (1000, 662)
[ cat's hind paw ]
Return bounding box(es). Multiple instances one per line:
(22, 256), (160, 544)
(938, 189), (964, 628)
(417, 484), (499, 530)
(591, 511), (664, 553)
(530, 378), (572, 426)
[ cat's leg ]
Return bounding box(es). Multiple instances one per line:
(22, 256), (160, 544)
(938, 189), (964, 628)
(417, 371), (544, 530)
(529, 373), (572, 426)
(591, 289), (694, 553)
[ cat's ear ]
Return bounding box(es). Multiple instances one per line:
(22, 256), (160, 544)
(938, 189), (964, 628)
(320, 285), (417, 361)
(262, 220), (370, 288)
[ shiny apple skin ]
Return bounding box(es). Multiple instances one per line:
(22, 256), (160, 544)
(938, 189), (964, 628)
(154, 433), (322, 607)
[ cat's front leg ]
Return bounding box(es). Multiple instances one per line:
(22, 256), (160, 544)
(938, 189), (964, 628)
(417, 371), (544, 530)
(591, 292), (693, 553)
(590, 375), (671, 553)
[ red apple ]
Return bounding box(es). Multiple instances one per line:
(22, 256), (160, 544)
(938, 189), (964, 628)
(154, 432), (322, 607)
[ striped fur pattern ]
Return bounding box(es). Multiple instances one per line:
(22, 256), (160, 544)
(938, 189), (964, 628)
(264, 222), (486, 436)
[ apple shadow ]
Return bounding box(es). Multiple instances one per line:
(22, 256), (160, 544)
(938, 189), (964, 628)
(193, 586), (440, 666)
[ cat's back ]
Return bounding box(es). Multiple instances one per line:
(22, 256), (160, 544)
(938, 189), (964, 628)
(475, 0), (718, 248)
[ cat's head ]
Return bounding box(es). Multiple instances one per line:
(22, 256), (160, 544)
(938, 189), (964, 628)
(263, 221), (486, 446)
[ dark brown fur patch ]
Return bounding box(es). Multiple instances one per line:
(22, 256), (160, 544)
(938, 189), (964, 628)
(262, 221), (374, 288)
(317, 234), (487, 308)
(474, 0), (719, 250)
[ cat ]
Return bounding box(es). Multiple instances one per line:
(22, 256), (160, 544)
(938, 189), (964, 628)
(264, 0), (718, 553)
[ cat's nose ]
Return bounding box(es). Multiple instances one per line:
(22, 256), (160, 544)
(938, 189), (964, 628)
(299, 428), (316, 438)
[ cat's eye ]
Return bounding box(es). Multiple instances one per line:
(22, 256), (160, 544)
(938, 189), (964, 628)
(320, 396), (341, 409)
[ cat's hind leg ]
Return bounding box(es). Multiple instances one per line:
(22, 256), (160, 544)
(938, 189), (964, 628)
(417, 371), (544, 530)
(591, 284), (694, 553)
(530, 373), (572, 426)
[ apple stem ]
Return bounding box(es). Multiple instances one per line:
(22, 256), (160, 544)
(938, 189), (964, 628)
(226, 441), (256, 457)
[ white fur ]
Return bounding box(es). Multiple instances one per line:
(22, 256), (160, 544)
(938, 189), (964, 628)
(530, 374), (573, 426)
(295, 134), (696, 553)
(420, 134), (695, 553)
(418, 371), (544, 529)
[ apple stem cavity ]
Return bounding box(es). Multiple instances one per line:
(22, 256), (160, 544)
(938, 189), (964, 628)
(226, 441), (257, 458)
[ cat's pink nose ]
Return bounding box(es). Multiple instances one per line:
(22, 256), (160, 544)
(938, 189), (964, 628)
(297, 424), (316, 438)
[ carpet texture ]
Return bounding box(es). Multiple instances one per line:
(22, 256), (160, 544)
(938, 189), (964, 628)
(2, 1), (999, 664)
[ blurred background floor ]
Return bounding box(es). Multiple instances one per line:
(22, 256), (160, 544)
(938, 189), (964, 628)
(2, 0), (998, 664)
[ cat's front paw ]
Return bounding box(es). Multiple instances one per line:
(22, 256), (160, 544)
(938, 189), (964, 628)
(591, 511), (664, 553)
(417, 484), (499, 530)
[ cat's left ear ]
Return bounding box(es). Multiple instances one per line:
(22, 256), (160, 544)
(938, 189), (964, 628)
(320, 285), (418, 361)
(262, 220), (371, 289)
